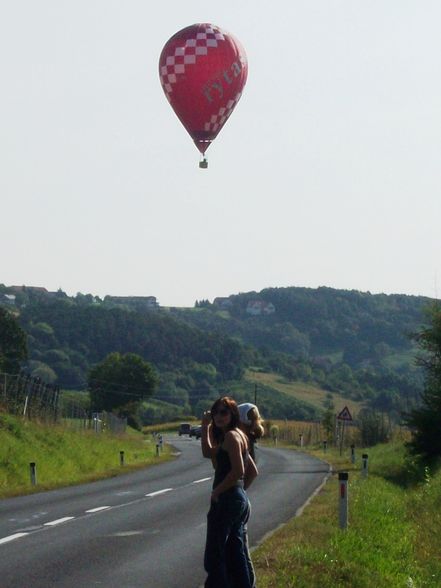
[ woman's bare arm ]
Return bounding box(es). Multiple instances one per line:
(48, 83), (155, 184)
(201, 411), (218, 461)
(244, 454), (258, 490)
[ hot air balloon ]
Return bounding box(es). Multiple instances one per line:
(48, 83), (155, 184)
(159, 23), (248, 168)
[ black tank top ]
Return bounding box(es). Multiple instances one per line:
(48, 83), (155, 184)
(213, 444), (249, 489)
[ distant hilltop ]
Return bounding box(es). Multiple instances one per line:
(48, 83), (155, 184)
(1, 284), (279, 316)
(0, 285), (159, 313)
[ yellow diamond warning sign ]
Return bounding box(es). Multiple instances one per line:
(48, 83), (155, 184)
(337, 406), (353, 421)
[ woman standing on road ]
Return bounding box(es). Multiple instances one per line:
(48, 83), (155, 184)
(201, 396), (258, 588)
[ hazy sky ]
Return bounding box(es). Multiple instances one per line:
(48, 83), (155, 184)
(2, 1), (440, 306)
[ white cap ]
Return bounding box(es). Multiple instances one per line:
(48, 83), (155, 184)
(238, 403), (257, 426)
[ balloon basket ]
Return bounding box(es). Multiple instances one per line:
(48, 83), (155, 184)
(199, 157), (208, 169)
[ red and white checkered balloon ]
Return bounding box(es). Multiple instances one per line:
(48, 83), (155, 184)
(159, 23), (248, 157)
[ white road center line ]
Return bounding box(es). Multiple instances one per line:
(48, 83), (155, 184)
(192, 477), (212, 484)
(145, 488), (173, 497)
(44, 517), (75, 526)
(85, 506), (110, 513)
(0, 533), (29, 545)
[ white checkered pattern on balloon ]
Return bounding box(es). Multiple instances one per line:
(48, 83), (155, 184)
(160, 26), (226, 99)
(204, 93), (242, 133)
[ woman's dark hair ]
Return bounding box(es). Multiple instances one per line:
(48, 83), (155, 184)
(210, 396), (240, 443)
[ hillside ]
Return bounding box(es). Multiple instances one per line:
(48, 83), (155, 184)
(0, 284), (429, 422)
(175, 286), (431, 373)
(244, 369), (363, 416)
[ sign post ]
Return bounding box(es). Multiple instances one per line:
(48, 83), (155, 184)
(338, 472), (349, 529)
(336, 406), (353, 456)
(30, 462), (37, 486)
(362, 453), (369, 478)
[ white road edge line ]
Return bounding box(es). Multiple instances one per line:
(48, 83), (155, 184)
(44, 517), (75, 526)
(0, 532), (29, 545)
(192, 477), (212, 484)
(145, 488), (173, 497)
(85, 506), (111, 513)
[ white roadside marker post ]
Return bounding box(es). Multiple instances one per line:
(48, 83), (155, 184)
(156, 443), (160, 457)
(120, 451), (125, 467)
(362, 453), (369, 478)
(30, 462), (37, 486)
(323, 440), (327, 453)
(350, 444), (356, 464)
(339, 472), (349, 529)
(299, 434), (304, 448)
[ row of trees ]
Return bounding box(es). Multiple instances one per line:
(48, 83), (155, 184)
(406, 305), (441, 460)
(0, 308), (27, 373)
(17, 299), (248, 390)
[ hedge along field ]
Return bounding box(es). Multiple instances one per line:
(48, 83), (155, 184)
(142, 420), (199, 435)
(253, 442), (441, 588)
(0, 413), (173, 498)
(262, 418), (360, 448)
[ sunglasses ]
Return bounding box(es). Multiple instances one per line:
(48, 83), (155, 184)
(211, 408), (230, 417)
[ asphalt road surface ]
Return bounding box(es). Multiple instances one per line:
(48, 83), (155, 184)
(0, 436), (330, 587)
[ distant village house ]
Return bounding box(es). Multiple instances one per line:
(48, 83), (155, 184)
(246, 300), (276, 316)
(213, 297), (233, 309)
(0, 294), (16, 306)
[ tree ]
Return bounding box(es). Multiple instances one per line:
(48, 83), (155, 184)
(30, 362), (58, 384)
(88, 352), (158, 412)
(358, 408), (389, 446)
(0, 308), (28, 373)
(321, 408), (335, 442)
(406, 305), (441, 460)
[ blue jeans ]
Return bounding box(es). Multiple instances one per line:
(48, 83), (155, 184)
(204, 486), (253, 588)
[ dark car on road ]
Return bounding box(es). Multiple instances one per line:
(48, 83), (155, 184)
(178, 423), (192, 436)
(189, 425), (202, 439)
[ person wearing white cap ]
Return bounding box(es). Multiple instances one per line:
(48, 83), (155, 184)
(238, 403), (264, 461)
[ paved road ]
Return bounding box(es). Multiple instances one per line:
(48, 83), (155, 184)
(0, 436), (330, 587)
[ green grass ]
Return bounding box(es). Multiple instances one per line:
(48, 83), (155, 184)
(0, 413), (173, 498)
(245, 369), (364, 415)
(253, 442), (441, 587)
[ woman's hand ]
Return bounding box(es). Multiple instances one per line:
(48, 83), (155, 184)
(211, 489), (220, 503)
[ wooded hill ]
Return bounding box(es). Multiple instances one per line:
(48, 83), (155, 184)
(179, 287), (430, 372)
(0, 284), (431, 422)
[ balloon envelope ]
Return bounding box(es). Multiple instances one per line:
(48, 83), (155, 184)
(159, 23), (248, 155)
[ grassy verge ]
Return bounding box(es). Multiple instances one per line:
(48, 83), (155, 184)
(253, 442), (441, 587)
(0, 413), (173, 498)
(244, 369), (364, 415)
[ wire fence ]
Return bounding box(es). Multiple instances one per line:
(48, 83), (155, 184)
(0, 372), (60, 421)
(0, 373), (126, 433)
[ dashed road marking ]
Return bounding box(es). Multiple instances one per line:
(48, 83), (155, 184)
(0, 533), (29, 545)
(112, 530), (145, 537)
(2, 476), (209, 544)
(145, 488), (173, 498)
(44, 517), (75, 526)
